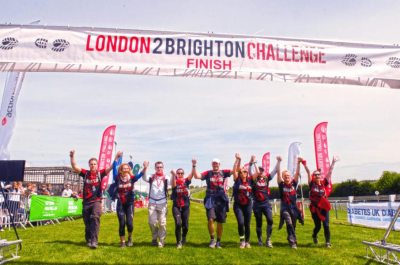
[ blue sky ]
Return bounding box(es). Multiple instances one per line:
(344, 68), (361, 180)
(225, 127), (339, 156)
(1, 0), (400, 189)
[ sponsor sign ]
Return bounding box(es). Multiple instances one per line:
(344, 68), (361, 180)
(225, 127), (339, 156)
(29, 195), (83, 221)
(0, 25), (400, 88)
(99, 126), (116, 190)
(347, 202), (400, 230)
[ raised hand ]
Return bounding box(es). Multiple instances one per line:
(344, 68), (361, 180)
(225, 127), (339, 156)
(192, 158), (197, 166)
(143, 161), (150, 168)
(297, 157), (303, 162)
(116, 151), (123, 159)
(276, 156), (282, 162)
(171, 169), (176, 176)
(250, 155), (256, 162)
(70, 150), (75, 157)
(235, 153), (241, 160)
(333, 156), (340, 162)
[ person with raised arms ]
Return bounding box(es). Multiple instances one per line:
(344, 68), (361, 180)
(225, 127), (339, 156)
(250, 155), (282, 248)
(70, 150), (115, 249)
(232, 154), (259, 248)
(192, 155), (237, 249)
(112, 151), (149, 248)
(307, 156), (339, 248)
(142, 161), (171, 248)
(170, 161), (194, 249)
(277, 157), (304, 249)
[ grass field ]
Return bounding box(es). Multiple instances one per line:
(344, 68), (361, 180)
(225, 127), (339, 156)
(2, 200), (399, 264)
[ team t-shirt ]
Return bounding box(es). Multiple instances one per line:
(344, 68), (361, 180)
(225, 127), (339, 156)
(116, 175), (137, 205)
(201, 170), (231, 199)
(172, 177), (191, 208)
(79, 169), (107, 202)
(252, 175), (273, 202)
(309, 179), (329, 206)
(279, 179), (298, 206)
(233, 177), (253, 206)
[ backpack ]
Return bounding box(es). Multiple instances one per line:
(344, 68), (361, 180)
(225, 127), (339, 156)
(107, 182), (118, 201)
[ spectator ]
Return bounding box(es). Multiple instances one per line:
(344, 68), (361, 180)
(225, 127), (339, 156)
(43, 191), (50, 196)
(37, 184), (49, 196)
(9, 182), (21, 225)
(140, 195), (144, 201)
(17, 182), (24, 194)
(47, 184), (54, 196)
(32, 184), (38, 195)
(61, 184), (73, 197)
(135, 194), (139, 201)
(71, 191), (79, 200)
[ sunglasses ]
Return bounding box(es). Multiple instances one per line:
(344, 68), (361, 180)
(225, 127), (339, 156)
(242, 171), (248, 173)
(156, 166), (164, 169)
(177, 172), (184, 175)
(314, 174), (321, 176)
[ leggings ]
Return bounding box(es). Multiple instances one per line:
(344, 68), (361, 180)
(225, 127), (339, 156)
(233, 202), (252, 243)
(254, 202), (273, 242)
(172, 205), (190, 243)
(311, 210), (330, 243)
(117, 202), (134, 237)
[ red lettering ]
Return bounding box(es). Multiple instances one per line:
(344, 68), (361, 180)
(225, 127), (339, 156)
(284, 46), (291, 62)
(247, 43), (255, 59)
(214, 60), (221, 69)
(140, 37), (150, 53)
(187, 59), (194, 68)
(223, 60), (231, 70)
(300, 50), (309, 62)
(257, 43), (265, 60)
(118, 36), (128, 52)
(96, 35), (105, 51)
(310, 51), (315, 63)
(86, 35), (94, 51)
(276, 46), (283, 61)
(107, 36), (117, 52)
(266, 44), (275, 60)
(129, 37), (139, 53)
(319, 52), (326, 64)
(200, 59), (208, 68)
(292, 46), (299, 62)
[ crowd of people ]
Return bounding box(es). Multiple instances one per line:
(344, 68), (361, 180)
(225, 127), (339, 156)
(70, 149), (339, 250)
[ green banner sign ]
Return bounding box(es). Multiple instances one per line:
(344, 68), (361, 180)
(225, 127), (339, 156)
(29, 195), (83, 221)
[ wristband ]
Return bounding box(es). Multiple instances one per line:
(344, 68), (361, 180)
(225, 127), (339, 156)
(70, 155), (73, 158)
(192, 165), (196, 167)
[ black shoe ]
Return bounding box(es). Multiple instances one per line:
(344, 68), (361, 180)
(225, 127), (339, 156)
(127, 237), (133, 247)
(152, 239), (158, 246)
(182, 237), (187, 244)
(312, 235), (319, 244)
(120, 242), (126, 249)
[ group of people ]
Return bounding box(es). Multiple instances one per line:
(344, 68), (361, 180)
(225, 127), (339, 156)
(70, 150), (339, 250)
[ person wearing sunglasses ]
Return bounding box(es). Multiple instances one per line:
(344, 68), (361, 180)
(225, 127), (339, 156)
(250, 155), (282, 248)
(112, 151), (149, 248)
(277, 157), (304, 249)
(307, 156), (339, 248)
(170, 161), (194, 249)
(232, 154), (259, 248)
(192, 155), (237, 249)
(142, 161), (171, 248)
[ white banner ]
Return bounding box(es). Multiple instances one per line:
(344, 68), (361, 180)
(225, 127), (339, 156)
(0, 71), (25, 160)
(347, 202), (400, 230)
(1, 25), (400, 88)
(287, 142), (301, 178)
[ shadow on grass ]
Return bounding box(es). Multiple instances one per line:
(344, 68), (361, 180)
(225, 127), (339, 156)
(354, 254), (377, 265)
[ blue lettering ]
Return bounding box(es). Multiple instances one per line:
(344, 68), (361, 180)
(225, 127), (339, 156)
(225, 41), (233, 57)
(165, 38), (175, 54)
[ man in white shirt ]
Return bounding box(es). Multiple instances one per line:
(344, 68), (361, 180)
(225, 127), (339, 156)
(142, 161), (170, 248)
(61, 184), (73, 197)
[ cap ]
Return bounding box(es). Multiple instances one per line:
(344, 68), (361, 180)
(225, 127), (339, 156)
(258, 166), (265, 171)
(212, 158), (221, 163)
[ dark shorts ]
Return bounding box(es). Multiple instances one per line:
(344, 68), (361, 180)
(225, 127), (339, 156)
(205, 198), (227, 223)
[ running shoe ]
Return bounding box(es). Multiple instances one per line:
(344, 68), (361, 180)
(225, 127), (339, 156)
(239, 241), (245, 249)
(91, 242), (98, 249)
(152, 239), (158, 246)
(209, 239), (216, 248)
(158, 239), (165, 248)
(326, 243), (331, 248)
(120, 242), (126, 249)
(312, 235), (319, 244)
(245, 243), (251, 249)
(86, 241), (92, 247)
(177, 242), (182, 249)
(258, 241), (263, 246)
(216, 242), (222, 249)
(291, 243), (297, 249)
(182, 237), (187, 244)
(266, 240), (273, 248)
(127, 237), (133, 247)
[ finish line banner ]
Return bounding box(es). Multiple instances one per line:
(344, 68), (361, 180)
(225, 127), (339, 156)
(29, 195), (83, 221)
(347, 202), (400, 230)
(1, 25), (400, 88)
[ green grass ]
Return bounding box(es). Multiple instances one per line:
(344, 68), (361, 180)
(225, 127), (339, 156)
(2, 201), (399, 264)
